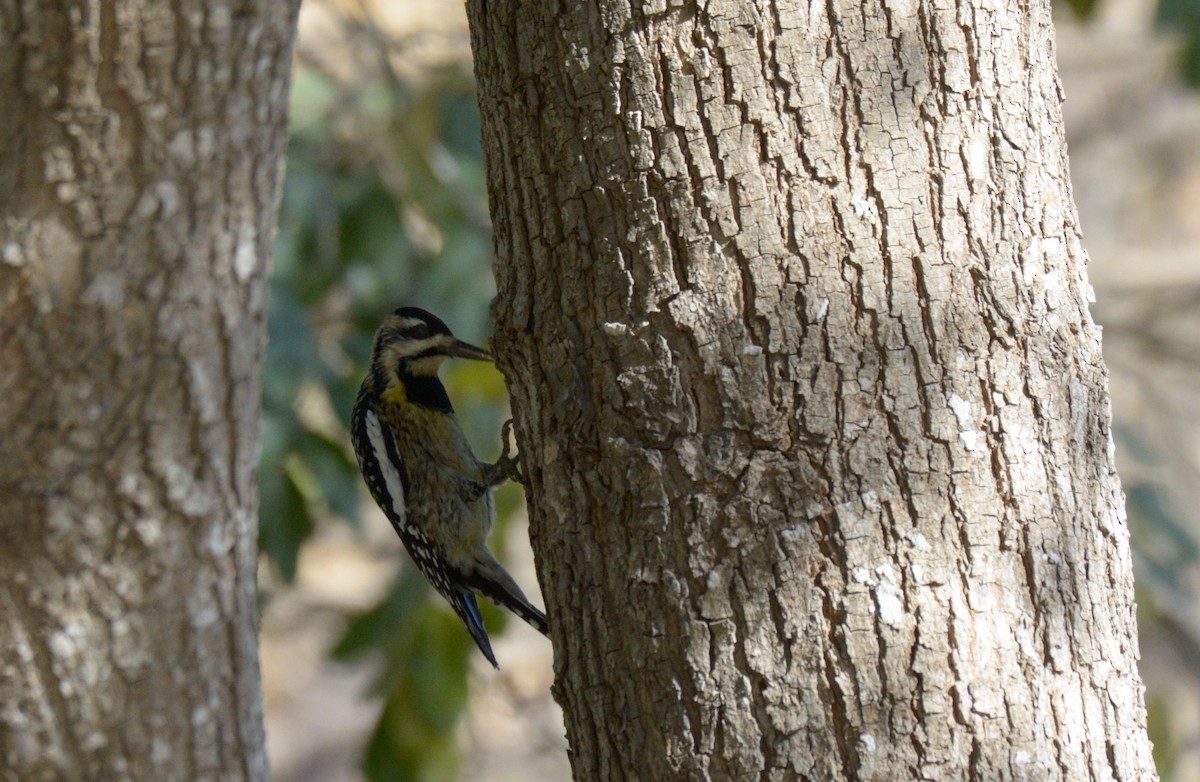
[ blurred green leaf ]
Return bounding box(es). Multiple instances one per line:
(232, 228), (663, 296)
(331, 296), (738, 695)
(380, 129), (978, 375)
(1133, 485), (1199, 557)
(295, 429), (360, 523)
(265, 291), (327, 404)
(1128, 483), (1200, 598)
(259, 465), (312, 583)
(1157, 0), (1200, 85)
(364, 620), (468, 782)
(347, 576), (475, 782)
(1062, 0), (1099, 20)
(1056, 0), (1200, 86)
(332, 567), (430, 662)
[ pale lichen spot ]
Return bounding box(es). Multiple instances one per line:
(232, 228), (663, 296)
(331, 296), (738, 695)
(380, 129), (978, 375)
(966, 133), (989, 183)
(875, 581), (905, 627)
(632, 567), (660, 583)
(960, 430), (984, 451)
(197, 126), (216, 158)
(82, 731), (107, 751)
(948, 393), (973, 426)
(234, 237), (257, 282)
(700, 569), (732, 619)
(55, 181), (80, 202)
(886, 0), (918, 19)
(46, 497), (73, 536)
(851, 198), (877, 219)
(206, 520), (233, 557)
(1043, 268), (1066, 311)
(188, 592), (220, 629)
(110, 618), (131, 642)
(208, 5), (231, 29)
(164, 460), (213, 516)
(134, 517), (163, 547)
(48, 629), (75, 659)
(169, 129), (196, 163)
(83, 271), (126, 310)
(779, 525), (808, 543)
(2, 242), (23, 266)
(152, 736), (173, 765)
(155, 180), (181, 217)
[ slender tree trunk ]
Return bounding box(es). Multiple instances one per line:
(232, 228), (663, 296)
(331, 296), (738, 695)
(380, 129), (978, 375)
(0, 1), (298, 779)
(467, 0), (1156, 779)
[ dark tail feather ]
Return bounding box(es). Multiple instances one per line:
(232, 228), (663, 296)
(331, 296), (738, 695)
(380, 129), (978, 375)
(465, 567), (550, 637)
(447, 589), (499, 669)
(493, 587), (549, 637)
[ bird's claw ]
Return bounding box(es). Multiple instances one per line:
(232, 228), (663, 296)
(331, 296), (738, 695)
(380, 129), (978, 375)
(496, 418), (527, 486)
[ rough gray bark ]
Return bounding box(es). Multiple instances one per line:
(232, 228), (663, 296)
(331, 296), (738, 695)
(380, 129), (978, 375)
(467, 0), (1156, 779)
(0, 1), (298, 779)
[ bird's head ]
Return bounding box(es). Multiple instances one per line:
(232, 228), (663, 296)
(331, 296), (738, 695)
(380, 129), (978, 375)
(370, 307), (492, 378)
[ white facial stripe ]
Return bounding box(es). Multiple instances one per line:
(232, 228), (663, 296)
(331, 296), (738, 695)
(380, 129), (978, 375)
(389, 334), (451, 359)
(365, 410), (407, 525)
(395, 317), (427, 330)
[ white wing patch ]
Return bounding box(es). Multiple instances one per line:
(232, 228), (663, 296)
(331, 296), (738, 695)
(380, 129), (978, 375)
(365, 410), (408, 528)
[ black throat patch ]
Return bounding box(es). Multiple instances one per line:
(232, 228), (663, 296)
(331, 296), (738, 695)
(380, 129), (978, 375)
(400, 371), (454, 414)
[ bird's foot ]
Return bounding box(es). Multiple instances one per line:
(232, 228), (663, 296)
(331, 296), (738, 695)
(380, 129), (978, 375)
(492, 418), (527, 487)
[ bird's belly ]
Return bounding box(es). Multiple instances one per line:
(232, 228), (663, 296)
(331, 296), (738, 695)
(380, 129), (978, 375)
(403, 461), (493, 560)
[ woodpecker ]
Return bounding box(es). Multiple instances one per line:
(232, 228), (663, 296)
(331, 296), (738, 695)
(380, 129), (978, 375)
(349, 306), (547, 667)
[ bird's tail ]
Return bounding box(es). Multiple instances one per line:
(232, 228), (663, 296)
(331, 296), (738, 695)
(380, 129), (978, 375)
(463, 555), (550, 637)
(446, 588), (499, 669)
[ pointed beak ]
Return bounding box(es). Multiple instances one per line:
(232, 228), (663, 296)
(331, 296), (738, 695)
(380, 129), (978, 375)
(447, 338), (493, 362)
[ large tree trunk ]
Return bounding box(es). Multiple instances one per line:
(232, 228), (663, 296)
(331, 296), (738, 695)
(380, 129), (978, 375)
(467, 0), (1156, 779)
(0, 1), (298, 778)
